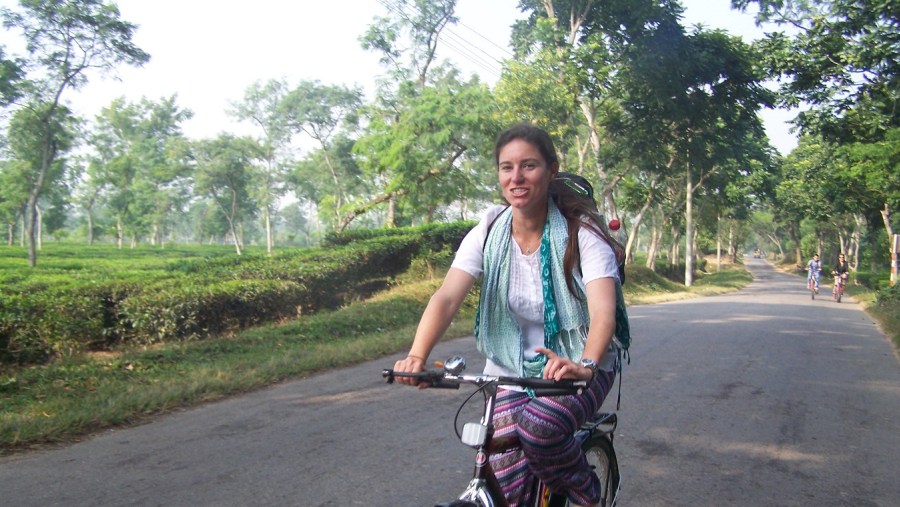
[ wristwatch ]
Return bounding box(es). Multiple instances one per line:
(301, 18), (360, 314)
(580, 358), (599, 379)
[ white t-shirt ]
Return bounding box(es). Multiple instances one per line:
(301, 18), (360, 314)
(452, 205), (620, 376)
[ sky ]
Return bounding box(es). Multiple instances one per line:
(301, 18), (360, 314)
(1, 0), (798, 155)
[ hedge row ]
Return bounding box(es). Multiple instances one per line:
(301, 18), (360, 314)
(1, 223), (471, 365)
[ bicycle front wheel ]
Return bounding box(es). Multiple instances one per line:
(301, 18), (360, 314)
(569, 435), (620, 507)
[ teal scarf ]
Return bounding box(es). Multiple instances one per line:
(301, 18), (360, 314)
(474, 200), (590, 378)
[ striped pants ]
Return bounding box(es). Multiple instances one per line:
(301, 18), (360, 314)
(489, 370), (615, 506)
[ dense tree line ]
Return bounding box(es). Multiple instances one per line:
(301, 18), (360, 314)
(0, 0), (896, 285)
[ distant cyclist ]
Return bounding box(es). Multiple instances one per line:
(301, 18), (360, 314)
(806, 254), (822, 293)
(832, 253), (849, 288)
(833, 253), (849, 277)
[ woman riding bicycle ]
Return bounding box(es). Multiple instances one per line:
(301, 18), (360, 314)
(393, 124), (622, 507)
(833, 253), (849, 278)
(832, 253), (849, 292)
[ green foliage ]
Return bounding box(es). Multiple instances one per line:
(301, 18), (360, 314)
(854, 272), (880, 290)
(0, 243), (759, 452)
(876, 284), (900, 306)
(117, 279), (305, 345)
(0, 287), (110, 363)
(0, 222), (469, 365)
(323, 220), (474, 252)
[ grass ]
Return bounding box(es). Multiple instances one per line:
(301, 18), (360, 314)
(623, 259), (753, 305)
(4, 256), (895, 456)
(841, 285), (900, 352)
(0, 276), (478, 454)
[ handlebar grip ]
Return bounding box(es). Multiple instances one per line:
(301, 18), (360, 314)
(510, 377), (586, 396)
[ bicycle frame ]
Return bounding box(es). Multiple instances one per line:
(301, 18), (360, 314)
(385, 357), (619, 507)
(832, 272), (848, 302)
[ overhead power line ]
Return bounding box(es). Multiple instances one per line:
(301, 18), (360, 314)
(373, 0), (510, 82)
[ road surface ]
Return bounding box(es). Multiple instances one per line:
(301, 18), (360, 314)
(2, 258), (899, 506)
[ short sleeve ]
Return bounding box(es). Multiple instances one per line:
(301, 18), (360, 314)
(578, 226), (619, 284)
(451, 205), (507, 279)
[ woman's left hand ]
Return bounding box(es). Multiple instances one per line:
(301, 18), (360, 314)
(536, 347), (593, 381)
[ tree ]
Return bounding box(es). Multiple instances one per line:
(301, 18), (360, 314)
(360, 0), (458, 86)
(279, 80), (363, 229)
(85, 96), (191, 248)
(87, 97), (138, 248)
(0, 46), (24, 106)
(71, 158), (103, 244)
(0, 158), (30, 244)
(838, 128), (900, 250)
(352, 70), (497, 230)
(508, 0), (689, 216)
(2, 0), (149, 265)
(5, 102), (77, 249)
(737, 0), (899, 245)
(614, 24), (775, 284)
(125, 97), (192, 247)
(194, 134), (261, 255)
(357, 0), (497, 230)
(229, 79), (295, 255)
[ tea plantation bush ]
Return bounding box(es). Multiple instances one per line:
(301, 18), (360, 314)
(1, 222), (471, 364)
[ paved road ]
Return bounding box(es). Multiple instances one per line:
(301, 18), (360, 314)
(2, 259), (899, 506)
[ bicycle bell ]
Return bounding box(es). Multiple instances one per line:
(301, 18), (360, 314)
(443, 355), (466, 375)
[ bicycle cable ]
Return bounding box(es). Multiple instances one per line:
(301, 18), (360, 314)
(453, 380), (494, 440)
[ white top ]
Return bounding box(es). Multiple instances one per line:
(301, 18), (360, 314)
(452, 205), (620, 377)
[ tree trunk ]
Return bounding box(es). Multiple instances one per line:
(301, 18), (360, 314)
(684, 165), (694, 286)
(264, 206), (273, 255)
(386, 197), (397, 228)
(644, 224), (660, 272)
(881, 202), (895, 246)
(852, 214), (864, 271)
(716, 213), (722, 273)
(728, 222), (738, 263)
(25, 196), (39, 266)
(789, 222), (802, 265)
(87, 211), (94, 245)
(228, 219), (242, 255)
(669, 225), (680, 270)
(625, 178), (657, 266)
(766, 233), (785, 259)
(646, 217), (660, 271)
(116, 217), (124, 249)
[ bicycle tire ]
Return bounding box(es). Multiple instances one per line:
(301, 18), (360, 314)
(564, 435), (620, 507)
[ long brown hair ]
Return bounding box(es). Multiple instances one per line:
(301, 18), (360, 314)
(494, 124), (621, 297)
(550, 175), (621, 297)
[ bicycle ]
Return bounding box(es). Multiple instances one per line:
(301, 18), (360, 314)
(808, 276), (817, 300)
(832, 271), (848, 303)
(383, 355), (620, 507)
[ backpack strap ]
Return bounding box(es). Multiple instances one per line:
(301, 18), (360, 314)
(482, 205), (510, 252)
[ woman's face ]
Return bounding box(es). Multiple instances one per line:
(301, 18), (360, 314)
(497, 139), (557, 212)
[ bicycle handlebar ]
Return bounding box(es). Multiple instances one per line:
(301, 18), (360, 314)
(382, 368), (587, 397)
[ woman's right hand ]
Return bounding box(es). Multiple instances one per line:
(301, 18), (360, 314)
(393, 355), (428, 388)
